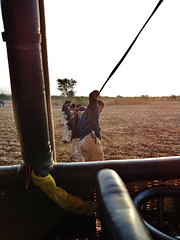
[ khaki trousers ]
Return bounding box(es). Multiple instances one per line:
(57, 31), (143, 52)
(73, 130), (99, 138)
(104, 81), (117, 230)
(62, 120), (70, 141)
(71, 138), (84, 162)
(79, 133), (104, 161)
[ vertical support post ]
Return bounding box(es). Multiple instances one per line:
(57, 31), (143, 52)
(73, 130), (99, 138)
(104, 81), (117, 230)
(38, 0), (56, 162)
(1, 0), (53, 176)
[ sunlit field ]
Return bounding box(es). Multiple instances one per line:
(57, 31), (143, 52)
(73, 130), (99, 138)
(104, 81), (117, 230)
(0, 99), (179, 165)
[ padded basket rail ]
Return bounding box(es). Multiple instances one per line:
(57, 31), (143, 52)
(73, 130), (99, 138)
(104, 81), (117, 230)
(96, 168), (152, 240)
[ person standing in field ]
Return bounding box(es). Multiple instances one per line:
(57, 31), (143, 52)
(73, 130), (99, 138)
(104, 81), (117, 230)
(62, 100), (71, 143)
(66, 103), (76, 124)
(78, 90), (105, 161)
(61, 100), (68, 125)
(68, 105), (86, 161)
(66, 103), (76, 143)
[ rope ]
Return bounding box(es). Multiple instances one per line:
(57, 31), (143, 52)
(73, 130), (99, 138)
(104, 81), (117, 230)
(99, 0), (164, 94)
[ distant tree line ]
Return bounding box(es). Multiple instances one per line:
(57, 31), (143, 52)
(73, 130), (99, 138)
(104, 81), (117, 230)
(0, 93), (12, 100)
(1, 91), (179, 103)
(117, 94), (179, 101)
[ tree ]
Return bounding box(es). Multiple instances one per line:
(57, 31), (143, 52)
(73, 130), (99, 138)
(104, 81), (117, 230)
(140, 95), (150, 100)
(57, 78), (77, 98)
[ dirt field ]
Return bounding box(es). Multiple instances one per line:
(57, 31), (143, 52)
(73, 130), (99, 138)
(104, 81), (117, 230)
(0, 100), (179, 166)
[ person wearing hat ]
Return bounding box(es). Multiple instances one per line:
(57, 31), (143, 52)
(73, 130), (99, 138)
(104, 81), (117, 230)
(78, 90), (105, 161)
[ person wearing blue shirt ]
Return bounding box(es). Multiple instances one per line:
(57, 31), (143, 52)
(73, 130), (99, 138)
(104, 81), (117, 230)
(78, 90), (105, 161)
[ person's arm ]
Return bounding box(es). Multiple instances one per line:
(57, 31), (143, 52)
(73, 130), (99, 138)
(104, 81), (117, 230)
(89, 90), (99, 109)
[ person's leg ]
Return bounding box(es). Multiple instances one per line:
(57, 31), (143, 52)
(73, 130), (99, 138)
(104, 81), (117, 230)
(62, 112), (65, 125)
(77, 138), (84, 162)
(62, 120), (69, 142)
(70, 138), (79, 160)
(80, 134), (104, 161)
(70, 138), (75, 159)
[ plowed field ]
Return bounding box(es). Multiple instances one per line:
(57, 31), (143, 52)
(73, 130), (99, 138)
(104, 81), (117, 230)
(0, 100), (179, 165)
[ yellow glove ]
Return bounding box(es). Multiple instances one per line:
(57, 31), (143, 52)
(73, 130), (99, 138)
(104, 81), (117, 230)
(31, 170), (98, 216)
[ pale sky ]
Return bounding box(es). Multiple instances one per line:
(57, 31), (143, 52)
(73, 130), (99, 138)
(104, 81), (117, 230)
(0, 0), (179, 97)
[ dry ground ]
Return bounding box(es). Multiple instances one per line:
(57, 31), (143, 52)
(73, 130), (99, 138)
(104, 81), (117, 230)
(0, 100), (179, 165)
